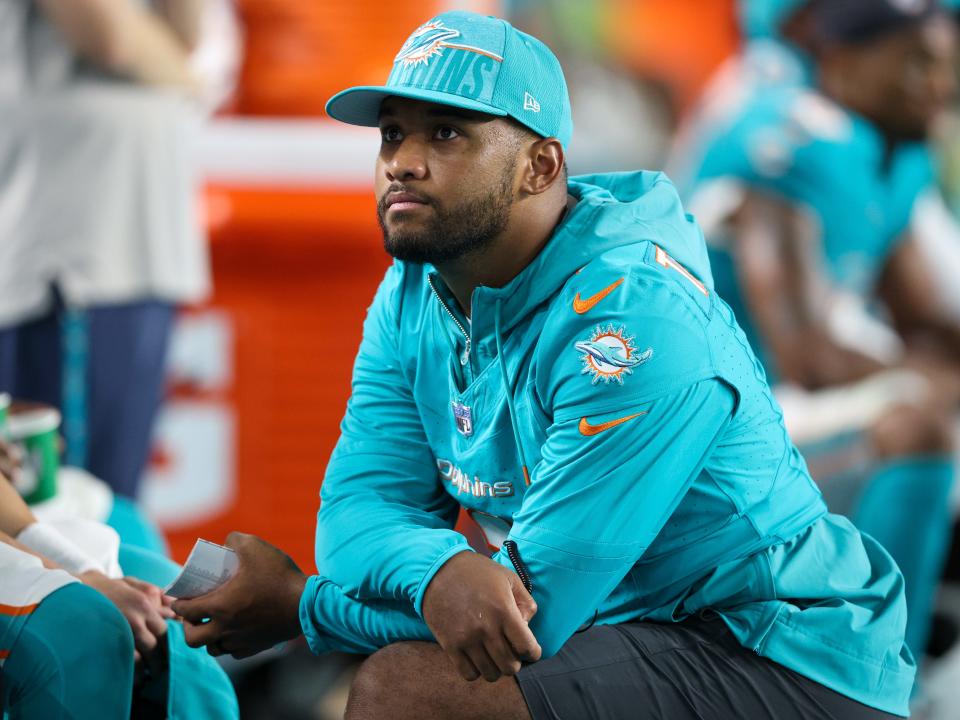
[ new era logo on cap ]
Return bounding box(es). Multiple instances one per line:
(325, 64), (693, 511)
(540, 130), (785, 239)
(523, 92), (541, 113)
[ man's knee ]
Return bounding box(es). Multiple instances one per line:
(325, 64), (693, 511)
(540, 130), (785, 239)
(345, 642), (531, 720)
(346, 642), (440, 719)
(871, 405), (954, 458)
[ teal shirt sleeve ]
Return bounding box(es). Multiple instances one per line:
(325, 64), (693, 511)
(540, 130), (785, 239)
(299, 575), (433, 655)
(492, 266), (734, 658)
(316, 263), (473, 609)
(492, 378), (735, 658)
(301, 389), (734, 660)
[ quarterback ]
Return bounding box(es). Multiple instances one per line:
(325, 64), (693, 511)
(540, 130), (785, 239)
(176, 12), (912, 719)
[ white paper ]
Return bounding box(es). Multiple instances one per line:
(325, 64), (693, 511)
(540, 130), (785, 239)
(164, 539), (238, 599)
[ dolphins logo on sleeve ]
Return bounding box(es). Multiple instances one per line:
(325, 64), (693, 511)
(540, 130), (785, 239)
(575, 325), (652, 384)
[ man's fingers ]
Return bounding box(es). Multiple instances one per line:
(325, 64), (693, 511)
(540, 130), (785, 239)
(504, 612), (542, 663)
(172, 597), (214, 624)
(181, 618), (222, 648)
(517, 597), (537, 623)
(143, 607), (169, 638)
(510, 580), (538, 623)
(171, 574), (239, 621)
(466, 644), (502, 683)
(131, 621), (158, 656)
(447, 648), (481, 682)
(487, 634), (523, 677)
(207, 641), (227, 657)
(124, 578), (177, 619)
(225, 531), (254, 554)
(126, 577), (165, 605)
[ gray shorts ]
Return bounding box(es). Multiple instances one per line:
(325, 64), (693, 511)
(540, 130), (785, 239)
(516, 615), (901, 720)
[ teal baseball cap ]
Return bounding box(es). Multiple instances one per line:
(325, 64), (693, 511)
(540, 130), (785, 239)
(325, 10), (573, 148)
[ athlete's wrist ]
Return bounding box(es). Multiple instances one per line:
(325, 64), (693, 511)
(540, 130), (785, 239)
(17, 521), (102, 576)
(284, 569), (309, 639)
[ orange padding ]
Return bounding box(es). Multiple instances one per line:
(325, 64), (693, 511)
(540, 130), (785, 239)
(607, 0), (739, 113)
(204, 185), (380, 243)
(0, 603), (38, 617)
(234, 1), (497, 116)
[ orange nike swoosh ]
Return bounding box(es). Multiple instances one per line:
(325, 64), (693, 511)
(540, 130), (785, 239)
(578, 411), (647, 436)
(573, 277), (624, 314)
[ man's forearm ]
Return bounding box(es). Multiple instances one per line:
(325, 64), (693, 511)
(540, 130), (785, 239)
(301, 575), (434, 656)
(735, 193), (888, 387)
(315, 484), (470, 608)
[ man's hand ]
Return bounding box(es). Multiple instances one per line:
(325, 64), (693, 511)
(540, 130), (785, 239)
(422, 550), (542, 683)
(81, 570), (174, 675)
(172, 532), (307, 659)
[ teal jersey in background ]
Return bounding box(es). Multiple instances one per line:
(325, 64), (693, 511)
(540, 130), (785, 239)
(674, 49), (936, 379)
(301, 172), (915, 716)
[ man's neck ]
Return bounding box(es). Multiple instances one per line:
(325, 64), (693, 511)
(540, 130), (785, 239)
(435, 194), (573, 317)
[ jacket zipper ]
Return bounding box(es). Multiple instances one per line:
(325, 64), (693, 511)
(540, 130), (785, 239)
(427, 275), (471, 366)
(503, 540), (533, 594)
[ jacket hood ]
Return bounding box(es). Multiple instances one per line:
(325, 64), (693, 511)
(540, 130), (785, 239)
(471, 170), (714, 333)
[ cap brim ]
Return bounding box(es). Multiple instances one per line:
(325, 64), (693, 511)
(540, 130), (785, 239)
(326, 85), (509, 127)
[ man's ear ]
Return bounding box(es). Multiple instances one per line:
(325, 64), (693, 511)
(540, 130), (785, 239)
(519, 138), (565, 196)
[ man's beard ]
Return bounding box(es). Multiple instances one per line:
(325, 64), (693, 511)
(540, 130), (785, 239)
(377, 171), (514, 264)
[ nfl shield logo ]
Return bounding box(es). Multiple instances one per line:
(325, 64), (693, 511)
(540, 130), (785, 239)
(451, 401), (473, 437)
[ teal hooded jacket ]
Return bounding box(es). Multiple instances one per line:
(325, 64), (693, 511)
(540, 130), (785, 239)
(300, 172), (915, 716)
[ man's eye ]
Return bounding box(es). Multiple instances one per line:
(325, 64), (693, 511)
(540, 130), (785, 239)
(381, 127), (402, 142)
(435, 126), (460, 140)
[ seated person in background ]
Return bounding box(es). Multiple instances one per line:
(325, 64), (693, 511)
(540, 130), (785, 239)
(0, 442), (238, 719)
(1, 521), (135, 718)
(674, 0), (960, 660)
(175, 11), (914, 720)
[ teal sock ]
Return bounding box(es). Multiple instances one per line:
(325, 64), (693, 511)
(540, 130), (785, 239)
(853, 457), (954, 660)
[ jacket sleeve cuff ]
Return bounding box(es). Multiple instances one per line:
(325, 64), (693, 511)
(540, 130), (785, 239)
(412, 543), (474, 618)
(299, 574), (336, 655)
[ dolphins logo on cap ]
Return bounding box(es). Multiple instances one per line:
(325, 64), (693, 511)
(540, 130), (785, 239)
(394, 18), (504, 69)
(394, 20), (461, 67)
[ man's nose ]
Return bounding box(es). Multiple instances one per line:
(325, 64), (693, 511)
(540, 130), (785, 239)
(385, 137), (428, 182)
